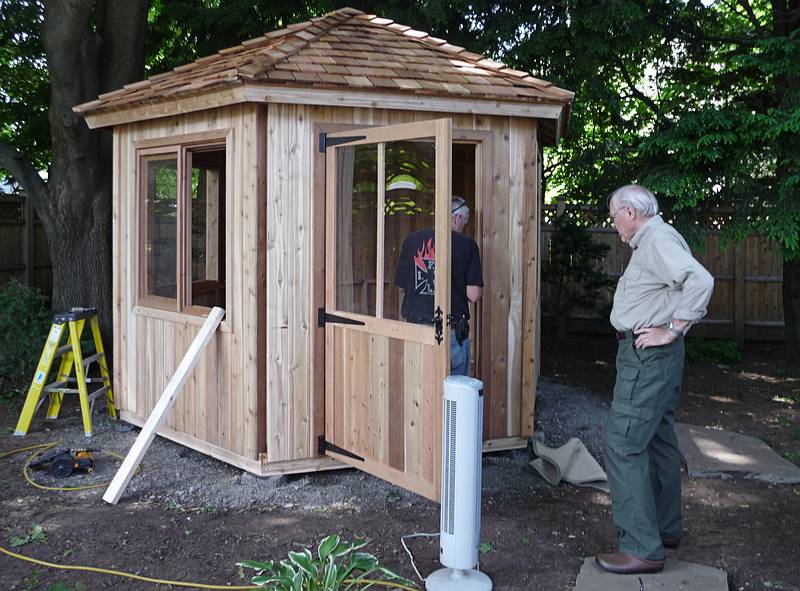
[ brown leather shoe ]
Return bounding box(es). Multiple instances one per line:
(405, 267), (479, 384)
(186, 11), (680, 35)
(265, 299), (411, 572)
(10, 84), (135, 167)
(595, 552), (665, 574)
(661, 535), (681, 549)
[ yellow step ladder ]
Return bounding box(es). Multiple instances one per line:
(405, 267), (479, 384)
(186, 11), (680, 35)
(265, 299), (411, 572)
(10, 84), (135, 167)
(14, 307), (116, 438)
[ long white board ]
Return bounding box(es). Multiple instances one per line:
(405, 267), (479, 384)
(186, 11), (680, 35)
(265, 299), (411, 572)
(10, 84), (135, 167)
(103, 307), (225, 505)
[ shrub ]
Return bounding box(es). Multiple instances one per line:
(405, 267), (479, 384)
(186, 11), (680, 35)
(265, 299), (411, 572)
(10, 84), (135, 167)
(684, 338), (743, 365)
(542, 212), (615, 340)
(0, 280), (51, 400)
(238, 534), (416, 591)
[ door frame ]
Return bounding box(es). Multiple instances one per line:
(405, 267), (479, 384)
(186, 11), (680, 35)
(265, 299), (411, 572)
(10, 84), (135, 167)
(311, 122), (493, 493)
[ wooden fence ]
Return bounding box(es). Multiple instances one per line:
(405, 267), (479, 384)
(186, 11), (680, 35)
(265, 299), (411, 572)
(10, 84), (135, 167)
(0, 196), (53, 296)
(541, 200), (785, 342)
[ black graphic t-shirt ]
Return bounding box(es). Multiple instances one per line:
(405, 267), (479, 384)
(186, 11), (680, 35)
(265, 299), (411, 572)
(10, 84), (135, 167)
(393, 229), (483, 324)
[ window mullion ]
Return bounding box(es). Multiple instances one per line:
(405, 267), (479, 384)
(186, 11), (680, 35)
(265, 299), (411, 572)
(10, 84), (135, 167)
(177, 147), (189, 311)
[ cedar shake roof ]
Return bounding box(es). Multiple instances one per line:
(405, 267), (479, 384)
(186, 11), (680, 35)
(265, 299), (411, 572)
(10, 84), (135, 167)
(75, 7), (573, 128)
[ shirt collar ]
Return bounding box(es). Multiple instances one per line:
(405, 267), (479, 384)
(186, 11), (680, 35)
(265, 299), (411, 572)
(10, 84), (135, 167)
(629, 215), (663, 249)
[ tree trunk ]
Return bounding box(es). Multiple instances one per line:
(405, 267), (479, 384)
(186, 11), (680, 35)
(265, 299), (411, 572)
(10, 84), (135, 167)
(33, 0), (148, 345)
(772, 0), (799, 361)
(783, 258), (800, 363)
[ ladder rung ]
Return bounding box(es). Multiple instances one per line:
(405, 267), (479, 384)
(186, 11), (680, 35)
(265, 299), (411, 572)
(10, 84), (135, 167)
(44, 380), (68, 392)
(46, 388), (80, 394)
(81, 353), (105, 366)
(88, 385), (111, 402)
(55, 344), (73, 356)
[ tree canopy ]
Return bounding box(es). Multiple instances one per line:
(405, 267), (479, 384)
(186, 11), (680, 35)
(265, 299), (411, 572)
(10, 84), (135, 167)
(1, 0), (798, 355)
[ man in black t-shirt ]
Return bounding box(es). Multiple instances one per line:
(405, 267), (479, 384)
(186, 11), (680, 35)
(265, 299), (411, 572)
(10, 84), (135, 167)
(393, 196), (483, 375)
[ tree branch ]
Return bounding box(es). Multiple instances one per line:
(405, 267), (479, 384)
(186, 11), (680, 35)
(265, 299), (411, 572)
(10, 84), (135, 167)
(612, 57), (664, 123)
(736, 0), (767, 36)
(0, 142), (48, 210)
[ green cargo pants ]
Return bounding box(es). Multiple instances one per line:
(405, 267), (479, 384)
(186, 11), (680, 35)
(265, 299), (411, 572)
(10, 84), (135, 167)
(604, 332), (684, 561)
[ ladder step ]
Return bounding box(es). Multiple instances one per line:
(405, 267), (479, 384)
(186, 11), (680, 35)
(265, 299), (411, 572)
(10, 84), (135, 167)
(81, 353), (105, 366)
(44, 378), (105, 392)
(55, 344), (73, 356)
(87, 385), (111, 402)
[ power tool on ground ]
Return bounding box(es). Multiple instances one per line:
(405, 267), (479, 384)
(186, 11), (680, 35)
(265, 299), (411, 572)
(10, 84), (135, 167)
(29, 448), (96, 478)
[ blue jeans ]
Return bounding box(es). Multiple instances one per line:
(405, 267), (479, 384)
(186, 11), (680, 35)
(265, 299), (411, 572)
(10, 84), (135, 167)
(450, 331), (470, 376)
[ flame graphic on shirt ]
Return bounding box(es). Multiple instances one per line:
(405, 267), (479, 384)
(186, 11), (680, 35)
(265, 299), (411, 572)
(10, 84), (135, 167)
(413, 238), (435, 272)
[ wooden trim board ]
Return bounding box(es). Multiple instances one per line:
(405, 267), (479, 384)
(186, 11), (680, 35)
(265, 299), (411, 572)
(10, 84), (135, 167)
(103, 306), (225, 504)
(82, 85), (566, 129)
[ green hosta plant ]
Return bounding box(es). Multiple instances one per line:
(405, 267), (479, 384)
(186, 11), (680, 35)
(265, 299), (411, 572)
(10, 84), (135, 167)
(238, 534), (416, 590)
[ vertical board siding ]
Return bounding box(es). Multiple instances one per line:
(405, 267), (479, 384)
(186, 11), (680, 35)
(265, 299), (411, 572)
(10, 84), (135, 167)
(115, 101), (542, 473)
(268, 105), (538, 467)
(266, 104), (315, 462)
(115, 105), (261, 461)
(522, 123), (541, 436)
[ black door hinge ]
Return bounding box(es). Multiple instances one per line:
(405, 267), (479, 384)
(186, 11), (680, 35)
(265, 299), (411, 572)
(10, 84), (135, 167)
(318, 436), (364, 461)
(319, 133), (367, 153)
(318, 308), (367, 328)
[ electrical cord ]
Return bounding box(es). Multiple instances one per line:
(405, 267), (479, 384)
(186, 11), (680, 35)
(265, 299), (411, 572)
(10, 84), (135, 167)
(1, 440), (140, 491)
(0, 545), (259, 590)
(1, 443), (418, 589)
(0, 545), (418, 590)
(400, 532), (440, 582)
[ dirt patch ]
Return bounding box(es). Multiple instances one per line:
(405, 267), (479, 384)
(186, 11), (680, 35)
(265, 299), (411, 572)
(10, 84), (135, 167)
(1, 335), (799, 591)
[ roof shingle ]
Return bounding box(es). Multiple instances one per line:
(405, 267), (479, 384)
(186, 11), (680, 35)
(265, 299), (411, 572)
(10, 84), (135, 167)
(74, 7), (573, 117)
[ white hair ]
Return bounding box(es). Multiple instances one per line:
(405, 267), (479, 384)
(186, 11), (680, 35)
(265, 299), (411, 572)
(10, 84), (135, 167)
(609, 185), (659, 217)
(451, 196), (470, 220)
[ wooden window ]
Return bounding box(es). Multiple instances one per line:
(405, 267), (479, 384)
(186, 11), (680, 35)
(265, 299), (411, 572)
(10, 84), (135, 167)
(137, 141), (227, 314)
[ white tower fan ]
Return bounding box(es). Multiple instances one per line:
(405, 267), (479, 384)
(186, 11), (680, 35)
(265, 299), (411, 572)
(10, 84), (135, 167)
(426, 375), (493, 591)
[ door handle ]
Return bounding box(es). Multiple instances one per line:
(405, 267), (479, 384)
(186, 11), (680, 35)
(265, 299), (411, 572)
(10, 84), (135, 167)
(434, 306), (444, 344)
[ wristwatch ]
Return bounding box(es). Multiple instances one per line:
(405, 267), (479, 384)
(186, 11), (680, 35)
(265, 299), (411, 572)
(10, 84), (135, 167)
(667, 321), (683, 338)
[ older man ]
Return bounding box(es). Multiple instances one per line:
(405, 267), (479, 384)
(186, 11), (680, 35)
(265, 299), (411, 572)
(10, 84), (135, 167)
(596, 185), (714, 574)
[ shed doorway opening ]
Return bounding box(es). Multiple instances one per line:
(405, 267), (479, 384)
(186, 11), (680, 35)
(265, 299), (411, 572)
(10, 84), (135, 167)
(321, 119), (454, 500)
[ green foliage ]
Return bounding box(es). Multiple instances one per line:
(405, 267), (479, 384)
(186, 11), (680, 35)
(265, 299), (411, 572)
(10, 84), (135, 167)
(684, 339), (743, 365)
(542, 212), (614, 338)
(9, 524), (47, 547)
(0, 0), (49, 183)
(238, 533), (416, 590)
(0, 280), (50, 400)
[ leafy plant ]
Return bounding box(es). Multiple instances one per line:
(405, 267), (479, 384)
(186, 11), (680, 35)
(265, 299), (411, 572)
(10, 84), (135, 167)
(0, 280), (51, 400)
(238, 533), (416, 591)
(9, 524), (47, 547)
(684, 339), (743, 365)
(542, 212), (615, 341)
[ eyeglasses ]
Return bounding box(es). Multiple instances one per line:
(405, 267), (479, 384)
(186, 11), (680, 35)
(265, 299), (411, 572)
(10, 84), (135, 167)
(608, 206), (629, 224)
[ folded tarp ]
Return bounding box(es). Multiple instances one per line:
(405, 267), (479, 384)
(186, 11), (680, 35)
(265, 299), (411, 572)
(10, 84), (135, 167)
(529, 435), (609, 492)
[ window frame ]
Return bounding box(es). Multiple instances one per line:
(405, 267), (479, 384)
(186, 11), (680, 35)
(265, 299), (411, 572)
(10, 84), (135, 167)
(134, 129), (232, 320)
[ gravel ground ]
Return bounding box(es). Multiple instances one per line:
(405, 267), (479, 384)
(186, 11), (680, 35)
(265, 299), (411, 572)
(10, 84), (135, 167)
(5, 376), (610, 513)
(533, 376), (610, 461)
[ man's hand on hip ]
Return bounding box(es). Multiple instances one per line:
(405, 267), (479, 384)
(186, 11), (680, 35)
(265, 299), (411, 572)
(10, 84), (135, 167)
(633, 327), (677, 349)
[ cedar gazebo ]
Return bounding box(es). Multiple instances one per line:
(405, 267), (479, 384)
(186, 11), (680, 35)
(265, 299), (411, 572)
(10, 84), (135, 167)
(75, 7), (573, 500)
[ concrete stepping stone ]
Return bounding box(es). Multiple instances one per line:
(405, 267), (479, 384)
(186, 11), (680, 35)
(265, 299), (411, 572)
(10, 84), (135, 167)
(676, 423), (800, 484)
(573, 557), (728, 590)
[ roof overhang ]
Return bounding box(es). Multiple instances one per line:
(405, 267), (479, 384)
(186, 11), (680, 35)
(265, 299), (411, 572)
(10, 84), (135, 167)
(79, 83), (570, 144)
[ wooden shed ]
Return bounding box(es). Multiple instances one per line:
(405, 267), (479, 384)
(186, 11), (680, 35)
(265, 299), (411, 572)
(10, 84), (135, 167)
(74, 7), (573, 501)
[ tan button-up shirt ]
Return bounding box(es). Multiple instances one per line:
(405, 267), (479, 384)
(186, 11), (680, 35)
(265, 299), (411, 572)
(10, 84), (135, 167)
(610, 215), (714, 331)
